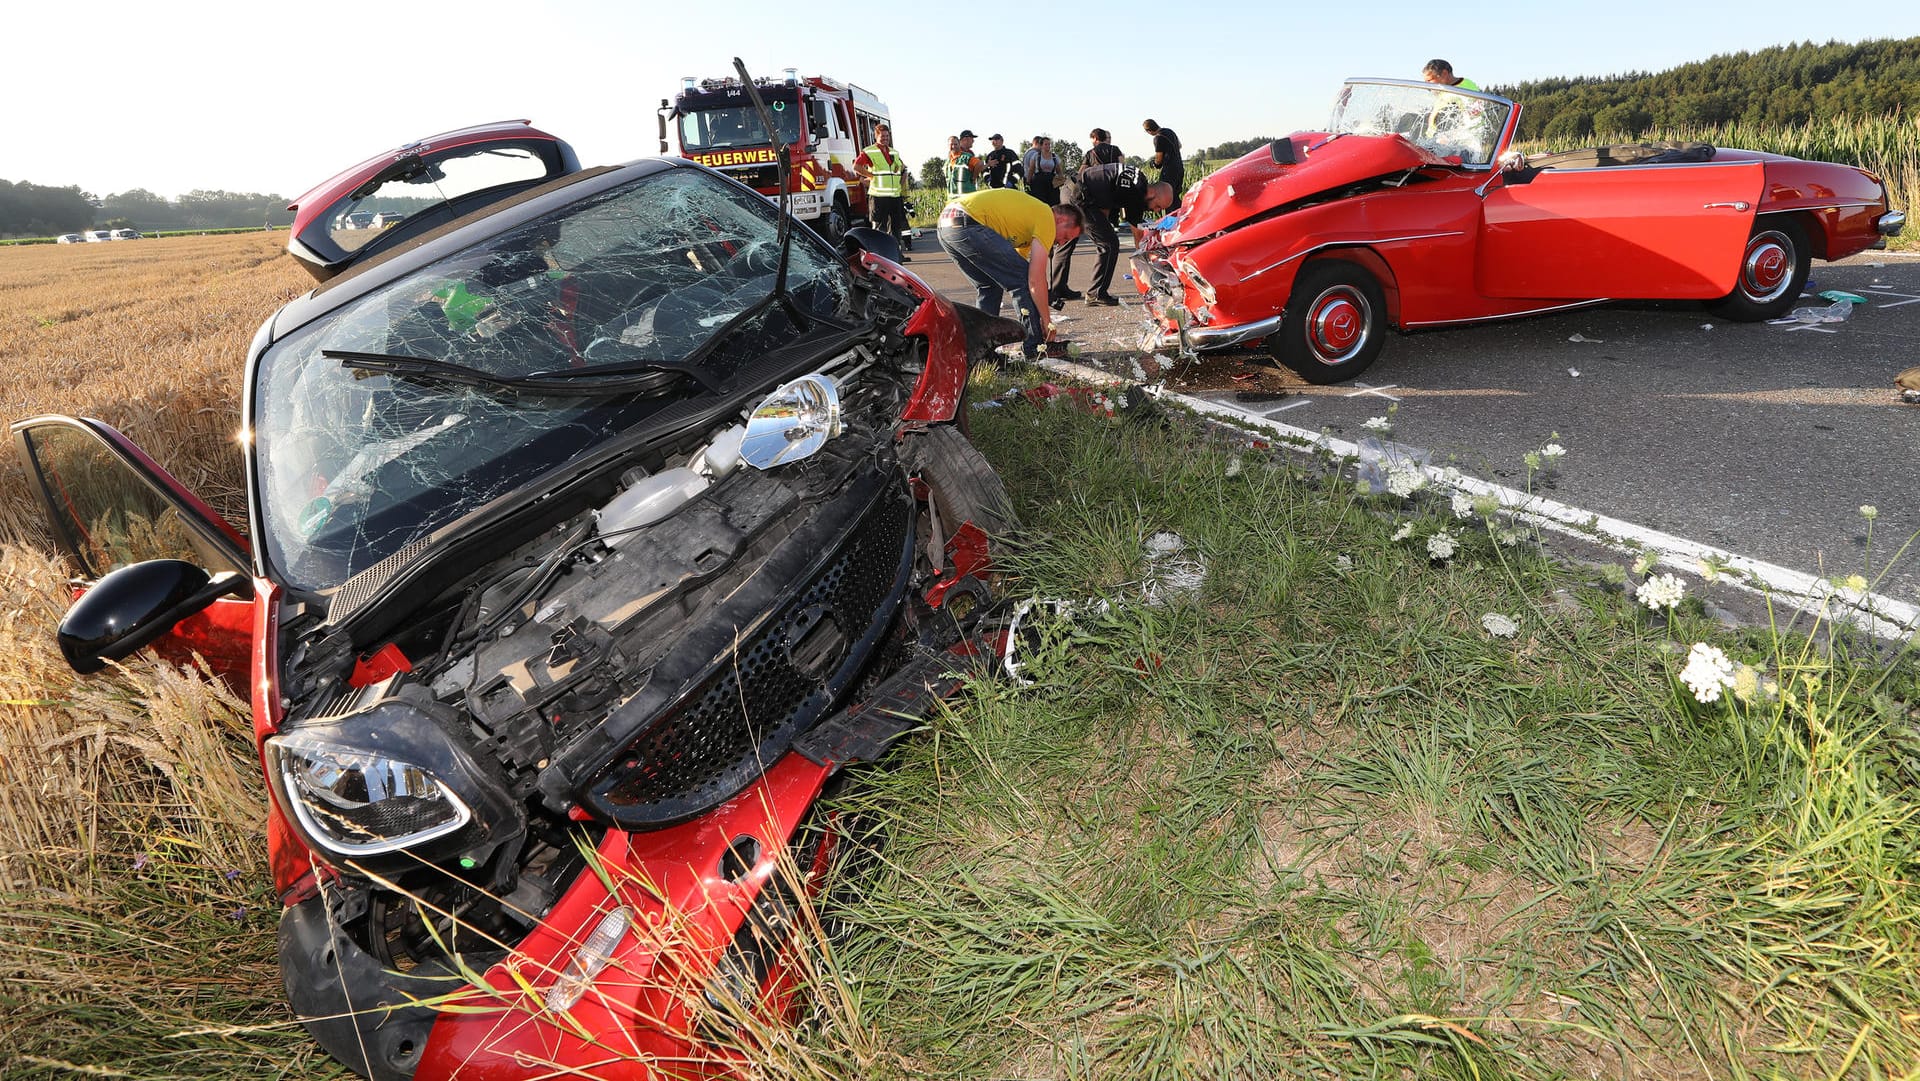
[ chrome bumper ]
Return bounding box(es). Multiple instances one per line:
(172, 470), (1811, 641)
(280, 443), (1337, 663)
(1155, 314), (1286, 353)
(1878, 209), (1906, 237)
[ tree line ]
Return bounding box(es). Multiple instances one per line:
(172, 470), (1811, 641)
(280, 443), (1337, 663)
(1490, 36), (1920, 142)
(0, 181), (296, 239)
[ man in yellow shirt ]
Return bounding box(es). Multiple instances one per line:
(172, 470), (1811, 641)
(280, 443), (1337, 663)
(937, 189), (1084, 359)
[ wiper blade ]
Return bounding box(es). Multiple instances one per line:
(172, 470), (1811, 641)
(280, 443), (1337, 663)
(325, 349), (696, 398)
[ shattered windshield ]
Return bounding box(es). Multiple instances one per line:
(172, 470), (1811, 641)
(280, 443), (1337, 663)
(1329, 80), (1512, 167)
(254, 165), (851, 592)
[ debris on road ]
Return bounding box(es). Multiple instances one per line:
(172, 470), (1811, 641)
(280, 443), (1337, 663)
(1567, 333), (1604, 343)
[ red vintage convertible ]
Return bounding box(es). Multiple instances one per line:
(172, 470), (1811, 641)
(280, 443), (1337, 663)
(1133, 78), (1906, 383)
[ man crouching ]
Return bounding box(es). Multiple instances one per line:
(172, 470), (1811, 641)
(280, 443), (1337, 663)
(937, 189), (1084, 360)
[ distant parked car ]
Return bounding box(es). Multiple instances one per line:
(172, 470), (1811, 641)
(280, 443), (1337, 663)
(85, 230), (112, 243)
(371, 211), (406, 229)
(338, 211), (375, 230)
(109, 229), (142, 240)
(56, 233), (85, 244)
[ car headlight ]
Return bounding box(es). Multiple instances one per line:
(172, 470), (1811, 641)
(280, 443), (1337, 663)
(742, 373), (841, 469)
(270, 731), (472, 856)
(265, 687), (524, 871)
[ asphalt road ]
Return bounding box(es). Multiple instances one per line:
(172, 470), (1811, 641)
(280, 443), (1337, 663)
(901, 227), (1920, 612)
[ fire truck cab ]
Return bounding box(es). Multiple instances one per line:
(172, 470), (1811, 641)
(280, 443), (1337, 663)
(661, 69), (889, 242)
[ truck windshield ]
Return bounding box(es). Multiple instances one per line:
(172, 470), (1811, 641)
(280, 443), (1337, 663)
(679, 100), (803, 151)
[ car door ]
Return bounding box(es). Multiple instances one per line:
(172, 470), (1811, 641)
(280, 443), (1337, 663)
(1476, 160), (1764, 300)
(11, 415), (255, 688)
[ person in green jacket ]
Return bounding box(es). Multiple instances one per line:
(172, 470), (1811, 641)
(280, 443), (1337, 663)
(1421, 59), (1479, 91)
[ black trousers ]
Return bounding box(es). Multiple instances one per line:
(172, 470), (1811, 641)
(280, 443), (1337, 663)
(1048, 199), (1118, 299)
(869, 194), (908, 238)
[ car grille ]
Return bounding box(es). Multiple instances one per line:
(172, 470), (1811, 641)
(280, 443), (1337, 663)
(719, 163), (781, 191)
(588, 486), (913, 826)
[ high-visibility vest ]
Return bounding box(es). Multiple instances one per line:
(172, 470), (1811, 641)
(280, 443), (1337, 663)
(863, 145), (906, 197)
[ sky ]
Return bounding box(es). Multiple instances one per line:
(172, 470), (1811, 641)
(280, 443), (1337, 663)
(12, 0), (1920, 201)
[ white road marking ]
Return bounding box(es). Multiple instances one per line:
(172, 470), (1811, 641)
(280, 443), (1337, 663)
(1265, 400), (1313, 415)
(1345, 382), (1402, 401)
(1858, 289), (1920, 308)
(1031, 356), (1917, 641)
(1779, 324), (1840, 334)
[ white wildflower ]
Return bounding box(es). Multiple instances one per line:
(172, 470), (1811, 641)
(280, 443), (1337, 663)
(1696, 559), (1720, 583)
(1631, 551), (1659, 577)
(1362, 415), (1392, 432)
(1860, 505), (1879, 521)
(1497, 529), (1522, 547)
(1334, 554), (1353, 574)
(1842, 574), (1869, 594)
(1636, 572), (1686, 611)
(1481, 612), (1519, 638)
(1678, 642), (1737, 704)
(1451, 492), (1474, 519)
(1385, 465), (1425, 498)
(1392, 522), (1414, 542)
(1224, 455), (1243, 478)
(1541, 443), (1566, 460)
(1426, 531), (1457, 561)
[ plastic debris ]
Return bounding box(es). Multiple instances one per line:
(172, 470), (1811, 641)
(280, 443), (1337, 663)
(1818, 289), (1868, 304)
(1141, 532), (1207, 606)
(1700, 323), (1714, 331)
(1567, 333), (1604, 343)
(1353, 435), (1431, 495)
(1897, 366), (1920, 405)
(1567, 368), (1581, 377)
(1770, 299), (1854, 325)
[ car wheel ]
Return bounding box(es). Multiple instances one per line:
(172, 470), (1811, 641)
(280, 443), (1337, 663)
(1709, 216), (1810, 322)
(813, 198), (851, 246)
(1273, 259), (1387, 384)
(911, 424), (1016, 539)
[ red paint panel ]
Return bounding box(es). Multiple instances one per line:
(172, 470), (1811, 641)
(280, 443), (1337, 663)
(415, 753), (833, 1079)
(1477, 162), (1763, 299)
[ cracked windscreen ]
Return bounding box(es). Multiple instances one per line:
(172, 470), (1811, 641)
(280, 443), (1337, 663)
(254, 165), (851, 592)
(1330, 81), (1511, 167)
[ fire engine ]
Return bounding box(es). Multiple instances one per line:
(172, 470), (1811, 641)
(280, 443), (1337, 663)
(660, 69), (890, 242)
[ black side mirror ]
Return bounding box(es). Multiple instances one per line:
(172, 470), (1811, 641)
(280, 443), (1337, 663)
(58, 559), (249, 674)
(1270, 138), (1298, 165)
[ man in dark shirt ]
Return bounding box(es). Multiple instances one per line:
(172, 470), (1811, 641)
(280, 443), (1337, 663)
(982, 134), (1023, 189)
(1049, 159), (1172, 307)
(1143, 119), (1184, 210)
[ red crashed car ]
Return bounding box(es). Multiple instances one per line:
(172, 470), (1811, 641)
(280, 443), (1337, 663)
(16, 122), (1019, 1079)
(1134, 78), (1907, 383)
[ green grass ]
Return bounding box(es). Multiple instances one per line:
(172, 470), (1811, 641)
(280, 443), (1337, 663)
(2, 373), (1916, 1079)
(804, 385), (1920, 1079)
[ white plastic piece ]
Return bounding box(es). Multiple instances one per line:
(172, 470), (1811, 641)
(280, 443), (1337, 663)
(697, 425), (747, 479)
(596, 467), (708, 547)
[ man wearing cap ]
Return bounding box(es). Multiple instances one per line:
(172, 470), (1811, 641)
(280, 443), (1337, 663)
(937, 189), (1084, 359)
(946, 131), (984, 196)
(982, 134), (1023, 189)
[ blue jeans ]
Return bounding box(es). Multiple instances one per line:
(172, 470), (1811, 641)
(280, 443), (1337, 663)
(937, 220), (1044, 354)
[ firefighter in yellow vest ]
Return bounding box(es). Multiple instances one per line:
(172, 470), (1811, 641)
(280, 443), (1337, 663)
(855, 122), (912, 257)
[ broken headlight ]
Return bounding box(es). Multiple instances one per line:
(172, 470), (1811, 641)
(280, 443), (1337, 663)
(266, 688), (525, 872)
(270, 733), (471, 856)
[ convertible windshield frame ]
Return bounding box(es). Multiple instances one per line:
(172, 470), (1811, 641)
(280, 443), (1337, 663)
(248, 163), (853, 594)
(1330, 78), (1518, 169)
